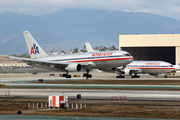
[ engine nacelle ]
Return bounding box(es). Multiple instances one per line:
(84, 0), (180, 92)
(149, 73), (159, 76)
(121, 69), (133, 76)
(65, 63), (81, 72)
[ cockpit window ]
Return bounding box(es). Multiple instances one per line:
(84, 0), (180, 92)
(123, 54), (131, 56)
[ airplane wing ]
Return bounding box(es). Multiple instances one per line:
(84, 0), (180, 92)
(9, 56), (91, 71)
(9, 56), (68, 67)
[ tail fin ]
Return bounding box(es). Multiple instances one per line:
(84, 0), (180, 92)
(23, 31), (47, 59)
(85, 42), (94, 52)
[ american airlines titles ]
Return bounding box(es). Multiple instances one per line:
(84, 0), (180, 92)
(147, 63), (160, 65)
(91, 52), (113, 57)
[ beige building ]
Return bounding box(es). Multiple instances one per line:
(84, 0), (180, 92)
(119, 34), (180, 65)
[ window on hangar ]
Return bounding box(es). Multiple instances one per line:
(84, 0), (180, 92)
(121, 47), (175, 65)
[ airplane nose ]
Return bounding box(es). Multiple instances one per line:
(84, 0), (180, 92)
(129, 59), (133, 62)
(129, 56), (134, 62)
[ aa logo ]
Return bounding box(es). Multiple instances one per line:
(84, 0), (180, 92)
(30, 44), (39, 55)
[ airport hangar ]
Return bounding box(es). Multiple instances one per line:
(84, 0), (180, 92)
(119, 34), (180, 65)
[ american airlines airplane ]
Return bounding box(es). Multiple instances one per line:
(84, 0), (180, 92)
(9, 31), (133, 79)
(85, 42), (180, 78)
(102, 61), (180, 78)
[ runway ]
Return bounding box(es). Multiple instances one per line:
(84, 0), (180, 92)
(1, 72), (180, 101)
(0, 71), (179, 83)
(0, 72), (180, 89)
(1, 88), (180, 101)
(2, 82), (180, 89)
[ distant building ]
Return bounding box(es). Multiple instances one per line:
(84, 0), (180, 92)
(51, 52), (58, 55)
(0, 55), (28, 67)
(119, 34), (180, 65)
(66, 52), (72, 54)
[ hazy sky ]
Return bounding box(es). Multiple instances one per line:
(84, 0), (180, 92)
(1, 0), (180, 20)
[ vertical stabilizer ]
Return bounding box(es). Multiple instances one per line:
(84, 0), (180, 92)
(85, 42), (94, 52)
(23, 31), (47, 59)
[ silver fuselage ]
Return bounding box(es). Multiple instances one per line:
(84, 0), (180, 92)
(126, 61), (174, 74)
(29, 50), (133, 71)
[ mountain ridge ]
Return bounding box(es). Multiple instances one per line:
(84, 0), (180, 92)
(0, 9), (180, 55)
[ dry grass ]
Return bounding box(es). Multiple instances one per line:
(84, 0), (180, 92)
(0, 98), (180, 119)
(41, 80), (180, 85)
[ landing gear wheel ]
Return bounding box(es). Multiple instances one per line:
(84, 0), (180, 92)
(116, 75), (125, 78)
(87, 74), (92, 78)
(83, 73), (87, 77)
(62, 74), (67, 77)
(131, 73), (140, 78)
(164, 74), (167, 78)
(66, 75), (71, 78)
(83, 70), (92, 79)
(132, 75), (140, 78)
(62, 71), (72, 79)
(84, 74), (92, 78)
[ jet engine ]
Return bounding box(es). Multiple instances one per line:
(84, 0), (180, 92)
(65, 63), (81, 72)
(121, 68), (133, 76)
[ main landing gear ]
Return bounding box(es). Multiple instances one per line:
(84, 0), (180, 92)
(116, 74), (140, 78)
(116, 75), (125, 78)
(164, 74), (168, 78)
(83, 70), (92, 79)
(62, 71), (71, 78)
(131, 73), (140, 78)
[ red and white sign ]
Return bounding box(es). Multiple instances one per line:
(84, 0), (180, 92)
(49, 96), (68, 108)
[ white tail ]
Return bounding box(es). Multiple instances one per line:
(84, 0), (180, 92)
(23, 31), (47, 59)
(85, 42), (94, 52)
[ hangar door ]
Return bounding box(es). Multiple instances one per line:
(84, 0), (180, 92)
(122, 47), (175, 65)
